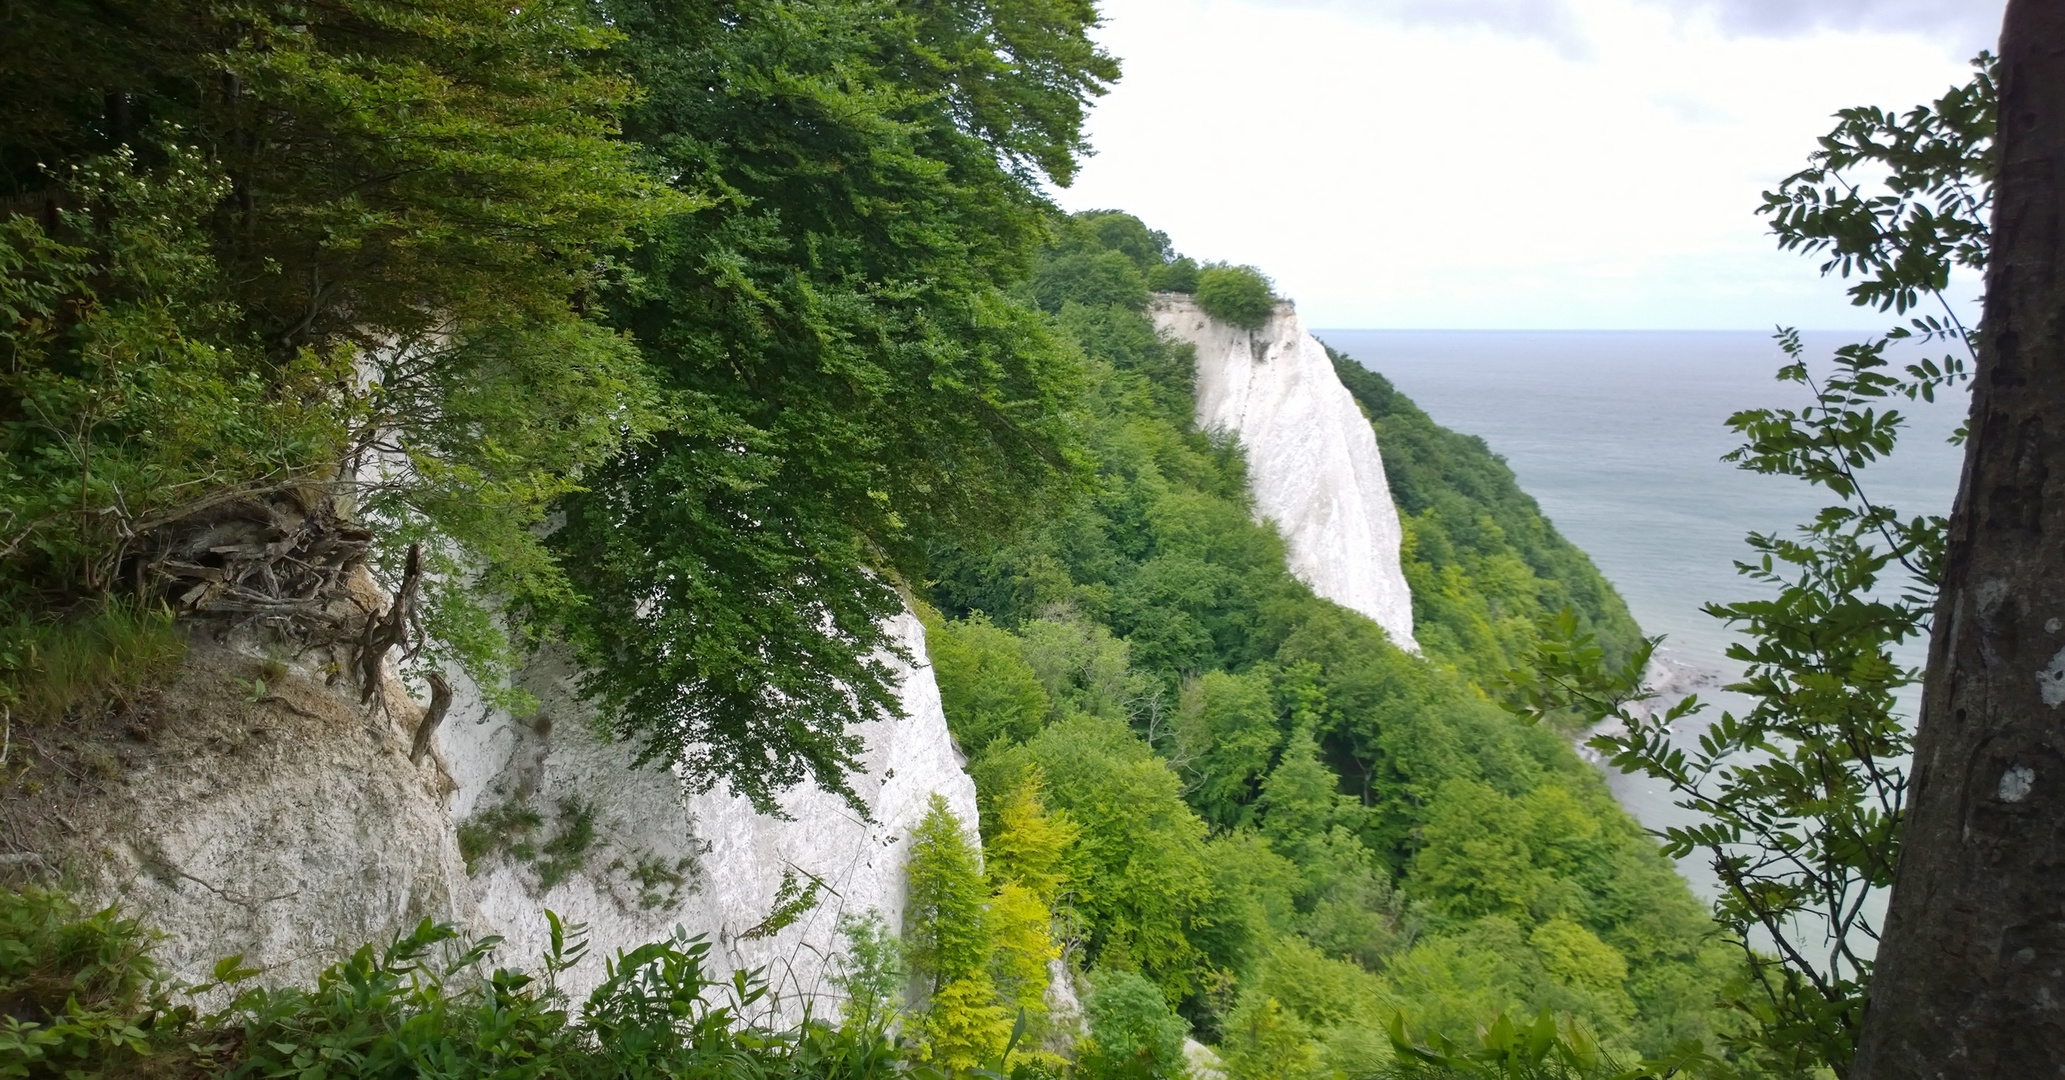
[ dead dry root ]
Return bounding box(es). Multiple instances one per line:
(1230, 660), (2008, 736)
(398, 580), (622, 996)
(132, 486), (429, 720)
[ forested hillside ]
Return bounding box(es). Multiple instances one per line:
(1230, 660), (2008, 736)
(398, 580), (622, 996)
(916, 213), (1736, 1066)
(2, 3), (1743, 1078)
(1326, 352), (1643, 684)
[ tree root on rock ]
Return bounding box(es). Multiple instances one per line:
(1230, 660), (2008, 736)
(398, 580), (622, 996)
(133, 486), (428, 714)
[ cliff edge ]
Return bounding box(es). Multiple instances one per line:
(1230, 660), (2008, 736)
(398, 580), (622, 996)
(9, 608), (974, 1010)
(1151, 296), (1418, 651)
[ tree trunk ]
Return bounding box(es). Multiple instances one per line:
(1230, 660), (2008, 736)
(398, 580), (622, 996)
(1853, 3), (2065, 1073)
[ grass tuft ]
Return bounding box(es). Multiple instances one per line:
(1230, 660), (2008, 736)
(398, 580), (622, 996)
(0, 600), (184, 724)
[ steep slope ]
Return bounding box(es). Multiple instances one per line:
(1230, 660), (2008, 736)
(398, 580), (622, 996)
(922, 212), (1734, 1059)
(1325, 348), (1644, 681)
(1152, 296), (1419, 652)
(6, 608), (975, 1006)
(453, 607), (976, 1007)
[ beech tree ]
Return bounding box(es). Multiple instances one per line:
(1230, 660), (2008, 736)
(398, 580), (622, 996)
(1852, 1), (2065, 1072)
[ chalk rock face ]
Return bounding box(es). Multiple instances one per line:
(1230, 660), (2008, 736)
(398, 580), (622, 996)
(1152, 295), (1417, 651)
(40, 606), (973, 1018)
(41, 640), (473, 994)
(450, 607), (976, 1012)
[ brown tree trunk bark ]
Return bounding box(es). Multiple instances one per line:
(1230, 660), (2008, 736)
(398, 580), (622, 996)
(1853, 3), (2065, 1074)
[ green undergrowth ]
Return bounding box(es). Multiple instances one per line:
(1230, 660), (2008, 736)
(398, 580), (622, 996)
(0, 600), (184, 725)
(0, 886), (927, 1080)
(0, 883), (1714, 1080)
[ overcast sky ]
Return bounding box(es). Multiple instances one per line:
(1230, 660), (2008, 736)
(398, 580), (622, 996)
(1053, 0), (2004, 329)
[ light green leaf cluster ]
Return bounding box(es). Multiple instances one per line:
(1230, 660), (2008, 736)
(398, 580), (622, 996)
(903, 789), (1077, 1070)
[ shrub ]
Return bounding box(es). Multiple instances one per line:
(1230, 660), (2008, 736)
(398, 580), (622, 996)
(926, 611), (1051, 755)
(0, 887), (183, 1080)
(0, 890), (922, 1080)
(831, 912), (906, 1034)
(1081, 970), (1191, 1080)
(1149, 257), (1200, 294)
(1193, 266), (1276, 330)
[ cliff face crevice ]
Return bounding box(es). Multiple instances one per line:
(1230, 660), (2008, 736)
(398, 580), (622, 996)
(1151, 296), (1418, 651)
(14, 608), (975, 1009)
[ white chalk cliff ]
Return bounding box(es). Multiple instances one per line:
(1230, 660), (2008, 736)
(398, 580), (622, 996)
(49, 608), (975, 1012)
(452, 607), (977, 1010)
(1152, 295), (1417, 652)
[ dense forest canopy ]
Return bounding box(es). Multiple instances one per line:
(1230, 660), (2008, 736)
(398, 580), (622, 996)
(913, 212), (1736, 1068)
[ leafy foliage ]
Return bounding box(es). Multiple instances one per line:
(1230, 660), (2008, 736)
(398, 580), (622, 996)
(0, 888), (928, 1080)
(1, 0), (672, 699)
(1759, 54), (1995, 318)
(1080, 971), (1190, 1080)
(1503, 55), (1995, 1078)
(1192, 266), (1276, 330)
(901, 785), (1080, 1068)
(0, 888), (189, 1080)
(547, 0), (1114, 807)
(1380, 1009), (1711, 1080)
(830, 913), (907, 1037)
(926, 213), (1738, 1068)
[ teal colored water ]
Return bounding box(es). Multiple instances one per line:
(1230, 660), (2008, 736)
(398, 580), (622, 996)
(1317, 328), (1968, 677)
(1317, 329), (1969, 900)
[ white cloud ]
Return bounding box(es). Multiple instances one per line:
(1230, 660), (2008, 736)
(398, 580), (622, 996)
(1223, 0), (1594, 52)
(1057, 0), (1996, 328)
(1644, 0), (2000, 51)
(1235, 0), (2002, 53)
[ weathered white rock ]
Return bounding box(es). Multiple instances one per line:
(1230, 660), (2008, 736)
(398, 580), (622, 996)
(448, 606), (977, 1014)
(33, 640), (474, 994)
(1152, 296), (1418, 651)
(40, 607), (974, 1019)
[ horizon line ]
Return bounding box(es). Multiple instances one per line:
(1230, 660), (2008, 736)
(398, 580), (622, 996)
(1310, 326), (1888, 334)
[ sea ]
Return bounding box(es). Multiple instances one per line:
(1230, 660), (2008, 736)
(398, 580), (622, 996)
(1316, 329), (1971, 898)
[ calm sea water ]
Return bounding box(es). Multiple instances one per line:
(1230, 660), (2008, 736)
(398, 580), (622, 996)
(1317, 329), (1970, 896)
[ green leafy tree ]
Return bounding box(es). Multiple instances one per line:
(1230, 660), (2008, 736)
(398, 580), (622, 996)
(1081, 970), (1191, 1080)
(927, 608), (1054, 756)
(905, 795), (1013, 1069)
(1175, 669), (1284, 829)
(1150, 257), (1202, 294)
(1017, 717), (1218, 1000)
(1, 0), (672, 699)
(983, 776), (1077, 1036)
(549, 0), (1114, 807)
(1220, 994), (1324, 1080)
(1192, 265), (1275, 330)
